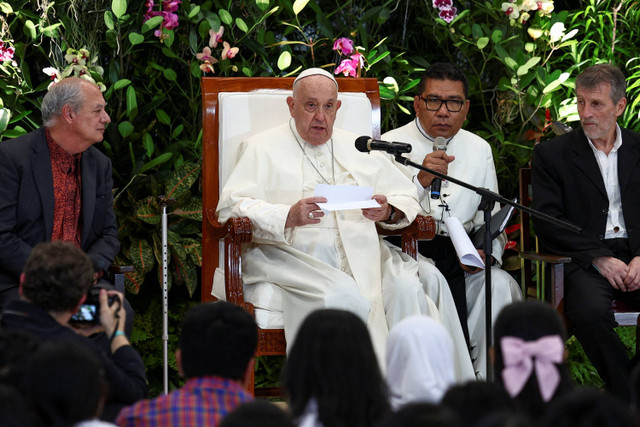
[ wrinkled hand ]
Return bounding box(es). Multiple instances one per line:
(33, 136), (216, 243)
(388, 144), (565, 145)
(417, 151), (456, 188)
(593, 256), (629, 291)
(460, 249), (491, 274)
(285, 197), (327, 228)
(363, 195), (391, 222)
(624, 256), (640, 291)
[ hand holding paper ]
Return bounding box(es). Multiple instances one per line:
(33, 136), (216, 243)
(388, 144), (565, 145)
(314, 184), (381, 212)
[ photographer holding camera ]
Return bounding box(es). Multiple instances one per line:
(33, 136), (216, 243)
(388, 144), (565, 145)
(0, 241), (147, 421)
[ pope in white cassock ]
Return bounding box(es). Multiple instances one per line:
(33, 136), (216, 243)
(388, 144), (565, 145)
(382, 63), (522, 378)
(216, 68), (476, 380)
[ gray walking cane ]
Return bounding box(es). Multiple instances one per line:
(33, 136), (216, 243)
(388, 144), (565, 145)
(158, 196), (175, 395)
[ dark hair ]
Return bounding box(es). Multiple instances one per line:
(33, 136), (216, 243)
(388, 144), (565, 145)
(284, 309), (390, 427)
(0, 329), (40, 396)
(417, 62), (469, 98)
(493, 300), (574, 419)
(179, 301), (257, 380)
(220, 400), (294, 427)
(376, 402), (460, 427)
(441, 380), (515, 426)
(25, 340), (107, 427)
(542, 387), (636, 427)
(22, 241), (94, 312)
(575, 64), (626, 104)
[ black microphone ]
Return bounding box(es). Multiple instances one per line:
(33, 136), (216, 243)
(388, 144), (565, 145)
(355, 136), (412, 154)
(430, 136), (447, 200)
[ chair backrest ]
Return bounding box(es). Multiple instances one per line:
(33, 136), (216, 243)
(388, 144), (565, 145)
(201, 77), (382, 301)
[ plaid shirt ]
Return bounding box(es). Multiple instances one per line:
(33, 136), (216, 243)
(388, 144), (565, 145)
(115, 376), (253, 427)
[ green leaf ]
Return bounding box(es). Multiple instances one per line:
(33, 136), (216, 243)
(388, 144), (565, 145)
(188, 5), (200, 19)
(0, 108), (10, 134)
(219, 9), (233, 25)
(163, 29), (175, 48)
(104, 11), (115, 30)
(236, 17), (248, 33)
(255, 0), (269, 11)
(127, 238), (155, 272)
(156, 109), (171, 125)
(516, 56), (541, 76)
(129, 32), (144, 46)
(24, 20), (36, 40)
(477, 37), (489, 50)
(491, 29), (503, 44)
(504, 57), (518, 71)
(142, 16), (164, 33)
(0, 2), (13, 14)
(139, 153), (173, 174)
(126, 85), (138, 119)
(471, 24), (483, 40)
(112, 0), (127, 19)
(165, 162), (200, 198)
(114, 79), (132, 90)
(171, 124), (184, 138)
(163, 68), (177, 81)
(172, 199), (202, 221)
(277, 51), (292, 71)
(143, 133), (154, 157)
(292, 0), (310, 15)
(118, 121), (134, 138)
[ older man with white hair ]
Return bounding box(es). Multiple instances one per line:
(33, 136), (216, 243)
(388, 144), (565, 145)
(217, 69), (475, 379)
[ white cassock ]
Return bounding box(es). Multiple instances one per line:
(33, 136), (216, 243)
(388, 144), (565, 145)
(383, 119), (523, 378)
(217, 122), (474, 380)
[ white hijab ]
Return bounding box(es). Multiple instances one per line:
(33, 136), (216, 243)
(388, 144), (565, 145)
(386, 315), (457, 409)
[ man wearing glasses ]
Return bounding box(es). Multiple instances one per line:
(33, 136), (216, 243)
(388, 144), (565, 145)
(383, 62), (521, 378)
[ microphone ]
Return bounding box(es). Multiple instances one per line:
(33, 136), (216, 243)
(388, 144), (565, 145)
(430, 136), (447, 200)
(355, 136), (412, 154)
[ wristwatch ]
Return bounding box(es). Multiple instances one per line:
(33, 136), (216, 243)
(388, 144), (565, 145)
(385, 205), (397, 223)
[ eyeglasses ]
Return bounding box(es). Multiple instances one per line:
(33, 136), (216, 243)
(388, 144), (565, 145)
(419, 97), (465, 113)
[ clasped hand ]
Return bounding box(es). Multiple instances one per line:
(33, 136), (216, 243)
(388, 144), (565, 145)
(593, 256), (640, 292)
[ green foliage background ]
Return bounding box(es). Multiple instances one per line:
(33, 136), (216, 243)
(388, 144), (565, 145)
(2, 0), (640, 393)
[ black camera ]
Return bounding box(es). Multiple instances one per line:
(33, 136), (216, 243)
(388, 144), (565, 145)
(70, 287), (120, 324)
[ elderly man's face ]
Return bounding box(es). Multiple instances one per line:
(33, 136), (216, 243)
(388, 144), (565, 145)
(414, 78), (469, 139)
(577, 82), (626, 145)
(63, 82), (111, 154)
(287, 75), (341, 146)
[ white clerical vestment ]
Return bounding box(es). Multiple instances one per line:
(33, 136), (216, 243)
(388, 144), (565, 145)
(383, 120), (522, 378)
(217, 123), (474, 379)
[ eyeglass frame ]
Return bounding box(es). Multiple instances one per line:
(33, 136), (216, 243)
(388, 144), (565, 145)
(418, 96), (466, 113)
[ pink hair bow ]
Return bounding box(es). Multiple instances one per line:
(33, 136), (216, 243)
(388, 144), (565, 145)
(500, 335), (564, 402)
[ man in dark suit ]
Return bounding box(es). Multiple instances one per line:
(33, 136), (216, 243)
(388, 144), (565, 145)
(532, 64), (640, 400)
(0, 77), (119, 309)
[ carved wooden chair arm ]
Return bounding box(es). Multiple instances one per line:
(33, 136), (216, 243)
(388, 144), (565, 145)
(376, 214), (436, 260)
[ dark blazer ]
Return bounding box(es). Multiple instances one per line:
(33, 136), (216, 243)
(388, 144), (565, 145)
(0, 128), (119, 288)
(531, 127), (640, 270)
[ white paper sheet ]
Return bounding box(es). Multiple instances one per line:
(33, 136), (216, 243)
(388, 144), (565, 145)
(444, 217), (485, 269)
(314, 184), (381, 211)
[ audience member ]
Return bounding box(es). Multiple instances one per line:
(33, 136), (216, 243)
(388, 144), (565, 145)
(0, 384), (31, 427)
(383, 62), (521, 377)
(26, 340), (115, 427)
(284, 309), (390, 427)
(116, 301), (257, 427)
(0, 241), (146, 420)
(219, 401), (294, 427)
(542, 387), (637, 427)
(375, 402), (460, 427)
(493, 300), (573, 420)
(386, 315), (456, 409)
(0, 77), (118, 310)
(532, 63), (640, 400)
(441, 380), (515, 426)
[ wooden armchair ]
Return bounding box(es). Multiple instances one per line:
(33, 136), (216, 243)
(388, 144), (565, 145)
(201, 77), (435, 395)
(519, 167), (639, 351)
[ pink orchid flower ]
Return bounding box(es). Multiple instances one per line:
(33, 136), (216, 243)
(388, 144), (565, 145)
(439, 6), (457, 22)
(196, 47), (217, 63)
(162, 0), (181, 12)
(433, 0), (453, 8)
(200, 61), (216, 74)
(221, 41), (239, 60)
(209, 26), (224, 48)
(332, 37), (354, 56)
(334, 58), (357, 77)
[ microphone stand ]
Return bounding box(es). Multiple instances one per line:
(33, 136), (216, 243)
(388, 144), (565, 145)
(391, 151), (581, 380)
